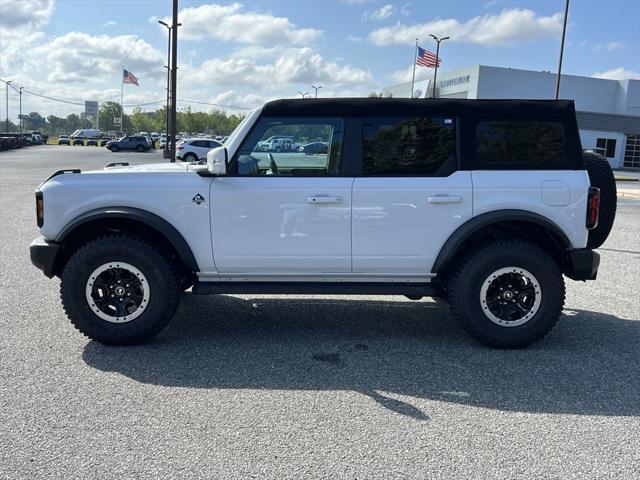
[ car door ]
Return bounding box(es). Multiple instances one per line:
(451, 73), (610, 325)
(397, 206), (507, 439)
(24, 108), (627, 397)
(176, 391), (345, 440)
(211, 116), (353, 274)
(352, 116), (472, 275)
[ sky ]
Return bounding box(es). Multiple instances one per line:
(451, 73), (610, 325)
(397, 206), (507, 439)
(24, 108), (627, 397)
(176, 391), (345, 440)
(0, 0), (639, 120)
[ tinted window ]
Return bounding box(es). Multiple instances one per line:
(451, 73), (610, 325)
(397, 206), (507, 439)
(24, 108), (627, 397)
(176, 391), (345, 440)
(363, 117), (456, 175)
(477, 121), (566, 165)
(232, 117), (344, 176)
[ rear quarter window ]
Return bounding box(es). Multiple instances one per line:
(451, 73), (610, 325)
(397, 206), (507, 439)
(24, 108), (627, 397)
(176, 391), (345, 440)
(476, 121), (566, 167)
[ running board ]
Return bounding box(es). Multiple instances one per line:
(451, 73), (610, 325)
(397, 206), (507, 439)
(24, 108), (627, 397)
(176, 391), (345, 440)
(191, 281), (443, 296)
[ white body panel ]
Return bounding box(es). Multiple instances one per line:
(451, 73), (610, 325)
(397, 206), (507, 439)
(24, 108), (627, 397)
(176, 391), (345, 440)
(39, 164), (216, 272)
(352, 172), (473, 274)
(472, 170), (590, 249)
(210, 177), (353, 273)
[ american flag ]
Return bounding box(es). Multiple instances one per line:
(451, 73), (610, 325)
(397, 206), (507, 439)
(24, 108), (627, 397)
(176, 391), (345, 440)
(416, 47), (441, 68)
(122, 69), (139, 86)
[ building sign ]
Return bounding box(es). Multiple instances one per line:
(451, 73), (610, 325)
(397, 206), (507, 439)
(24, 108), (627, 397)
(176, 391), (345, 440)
(440, 75), (470, 89)
(85, 100), (98, 117)
(113, 117), (121, 125)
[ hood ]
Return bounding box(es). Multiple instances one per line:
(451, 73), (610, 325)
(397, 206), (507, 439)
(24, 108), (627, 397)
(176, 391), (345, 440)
(84, 162), (190, 174)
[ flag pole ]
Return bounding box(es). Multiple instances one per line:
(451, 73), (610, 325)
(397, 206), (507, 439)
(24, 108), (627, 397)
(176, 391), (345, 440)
(120, 68), (124, 134)
(410, 37), (418, 98)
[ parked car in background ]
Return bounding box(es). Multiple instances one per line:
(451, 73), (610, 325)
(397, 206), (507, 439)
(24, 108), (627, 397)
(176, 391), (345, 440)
(300, 142), (329, 155)
(176, 138), (222, 162)
(72, 137), (84, 146)
(100, 137), (113, 147)
(58, 135), (70, 145)
(159, 135), (167, 149)
(0, 136), (18, 150)
(106, 136), (150, 152)
(86, 138), (99, 146)
(151, 132), (160, 141)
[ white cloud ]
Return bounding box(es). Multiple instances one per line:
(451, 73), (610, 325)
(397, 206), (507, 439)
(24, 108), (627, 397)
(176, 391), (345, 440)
(595, 41), (626, 52)
(33, 32), (165, 84)
(592, 67), (640, 81)
(0, 0), (54, 39)
(347, 34), (364, 43)
(104, 21), (117, 27)
(368, 8), (563, 47)
(389, 64), (431, 84)
(372, 4), (396, 21)
(159, 3), (322, 46)
(181, 47), (372, 88)
(400, 2), (411, 16)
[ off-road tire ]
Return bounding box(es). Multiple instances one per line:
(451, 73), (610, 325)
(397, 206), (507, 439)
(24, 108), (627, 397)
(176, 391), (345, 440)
(583, 152), (616, 249)
(447, 239), (565, 349)
(60, 234), (181, 345)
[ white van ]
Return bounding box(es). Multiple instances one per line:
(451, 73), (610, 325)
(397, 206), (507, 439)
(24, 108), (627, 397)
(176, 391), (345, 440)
(70, 129), (101, 139)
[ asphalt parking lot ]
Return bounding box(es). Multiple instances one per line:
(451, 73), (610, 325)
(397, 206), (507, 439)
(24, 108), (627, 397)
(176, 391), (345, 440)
(1, 145), (639, 479)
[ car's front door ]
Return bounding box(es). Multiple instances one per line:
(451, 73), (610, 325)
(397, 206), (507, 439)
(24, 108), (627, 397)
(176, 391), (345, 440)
(211, 116), (352, 274)
(351, 115), (472, 275)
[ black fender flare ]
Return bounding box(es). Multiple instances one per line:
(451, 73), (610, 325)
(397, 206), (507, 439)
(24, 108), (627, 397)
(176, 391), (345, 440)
(431, 209), (572, 274)
(55, 207), (199, 272)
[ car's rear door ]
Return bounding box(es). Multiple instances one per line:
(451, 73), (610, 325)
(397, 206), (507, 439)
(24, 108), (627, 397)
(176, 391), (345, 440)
(211, 116), (353, 274)
(351, 115), (472, 275)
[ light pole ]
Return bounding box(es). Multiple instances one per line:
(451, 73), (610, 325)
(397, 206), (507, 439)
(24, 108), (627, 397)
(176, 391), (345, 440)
(19, 87), (23, 133)
(158, 19), (175, 158)
(311, 85), (322, 98)
(555, 0), (570, 99)
(4, 80), (12, 133)
(297, 91), (309, 98)
(168, 0), (180, 163)
(429, 34), (449, 98)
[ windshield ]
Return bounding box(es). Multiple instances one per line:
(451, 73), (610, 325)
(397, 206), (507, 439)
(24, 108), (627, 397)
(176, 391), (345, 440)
(224, 110), (255, 147)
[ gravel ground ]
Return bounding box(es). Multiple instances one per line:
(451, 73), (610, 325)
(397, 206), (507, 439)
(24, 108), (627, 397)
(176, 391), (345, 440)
(1, 145), (639, 479)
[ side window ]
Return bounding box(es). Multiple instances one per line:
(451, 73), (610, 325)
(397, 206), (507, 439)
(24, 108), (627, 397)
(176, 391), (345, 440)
(231, 117), (344, 176)
(477, 121), (566, 165)
(363, 117), (456, 175)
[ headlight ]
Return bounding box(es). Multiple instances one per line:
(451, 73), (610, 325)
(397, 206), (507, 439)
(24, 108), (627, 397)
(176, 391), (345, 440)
(35, 191), (44, 227)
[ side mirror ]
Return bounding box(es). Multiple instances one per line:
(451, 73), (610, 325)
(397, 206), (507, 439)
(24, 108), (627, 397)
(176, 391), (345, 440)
(207, 146), (227, 175)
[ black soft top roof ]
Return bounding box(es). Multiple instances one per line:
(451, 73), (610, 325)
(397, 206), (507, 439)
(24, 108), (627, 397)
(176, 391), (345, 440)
(262, 98), (576, 118)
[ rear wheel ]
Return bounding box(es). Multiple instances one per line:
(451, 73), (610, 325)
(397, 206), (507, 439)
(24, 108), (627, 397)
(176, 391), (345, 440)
(447, 239), (565, 348)
(60, 234), (181, 345)
(584, 152), (617, 248)
(136, 144), (145, 152)
(110, 145), (119, 152)
(183, 152), (198, 162)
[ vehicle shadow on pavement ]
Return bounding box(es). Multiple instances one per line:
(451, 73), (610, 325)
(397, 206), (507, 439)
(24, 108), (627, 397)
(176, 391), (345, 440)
(83, 293), (640, 420)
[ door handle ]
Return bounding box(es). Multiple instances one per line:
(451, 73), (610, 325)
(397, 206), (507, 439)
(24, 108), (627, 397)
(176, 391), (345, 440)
(307, 196), (342, 204)
(427, 195), (463, 204)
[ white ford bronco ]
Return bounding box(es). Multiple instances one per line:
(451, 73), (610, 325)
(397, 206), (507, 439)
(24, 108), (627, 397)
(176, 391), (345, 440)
(30, 99), (616, 348)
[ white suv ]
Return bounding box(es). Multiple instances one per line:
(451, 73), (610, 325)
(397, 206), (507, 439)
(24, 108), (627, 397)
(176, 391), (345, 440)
(177, 138), (223, 162)
(30, 98), (616, 348)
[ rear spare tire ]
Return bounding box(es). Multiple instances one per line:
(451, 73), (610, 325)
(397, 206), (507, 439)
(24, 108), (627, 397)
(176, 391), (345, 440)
(584, 152), (616, 249)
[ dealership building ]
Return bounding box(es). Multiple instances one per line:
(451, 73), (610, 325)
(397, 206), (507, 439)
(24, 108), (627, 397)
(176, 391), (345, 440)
(382, 65), (640, 169)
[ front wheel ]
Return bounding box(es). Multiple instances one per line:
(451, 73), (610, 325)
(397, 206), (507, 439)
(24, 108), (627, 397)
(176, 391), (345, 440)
(136, 144), (145, 152)
(110, 145), (119, 152)
(447, 239), (565, 348)
(60, 234), (181, 345)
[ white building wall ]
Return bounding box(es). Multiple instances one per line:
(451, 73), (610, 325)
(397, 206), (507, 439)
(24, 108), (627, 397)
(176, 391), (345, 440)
(579, 130), (626, 168)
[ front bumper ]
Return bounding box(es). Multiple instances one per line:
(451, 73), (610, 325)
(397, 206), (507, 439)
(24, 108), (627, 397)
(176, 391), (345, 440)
(565, 249), (600, 281)
(30, 236), (60, 278)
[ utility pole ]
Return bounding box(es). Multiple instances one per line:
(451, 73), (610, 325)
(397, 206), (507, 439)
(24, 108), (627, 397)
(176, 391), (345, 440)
(159, 20), (173, 158)
(169, 0), (179, 162)
(5, 80), (11, 133)
(429, 34), (449, 98)
(410, 37), (418, 98)
(311, 85), (322, 98)
(19, 87), (23, 133)
(555, 0), (570, 99)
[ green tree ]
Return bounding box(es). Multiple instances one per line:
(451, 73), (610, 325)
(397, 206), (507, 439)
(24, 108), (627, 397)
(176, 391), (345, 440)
(98, 102), (123, 132)
(46, 115), (67, 134)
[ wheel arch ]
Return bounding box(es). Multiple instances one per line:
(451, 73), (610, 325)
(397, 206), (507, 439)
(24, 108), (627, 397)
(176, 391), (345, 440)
(432, 210), (572, 277)
(53, 207), (199, 277)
